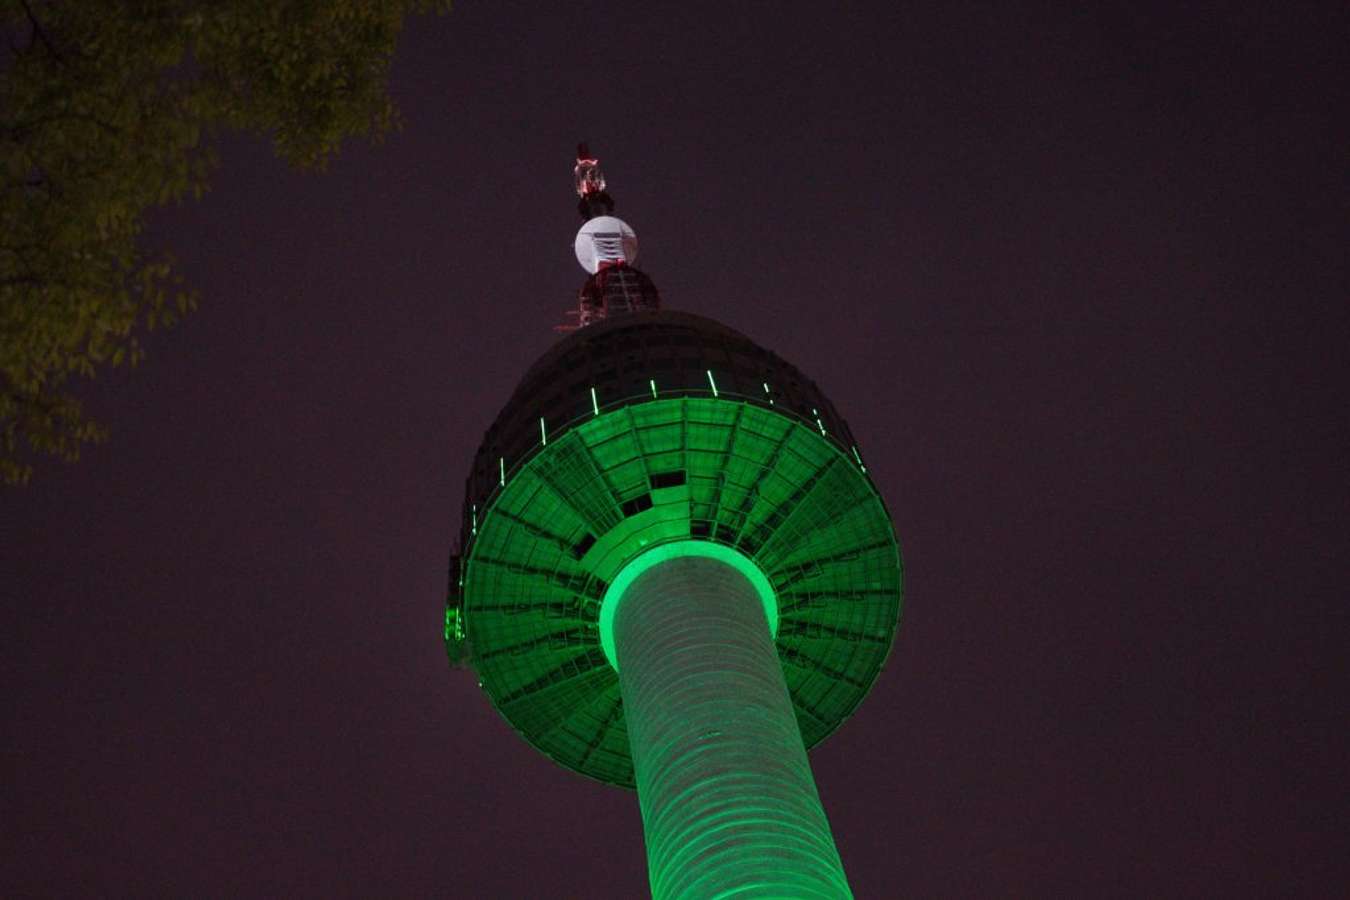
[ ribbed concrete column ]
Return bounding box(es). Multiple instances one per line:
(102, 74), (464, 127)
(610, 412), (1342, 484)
(613, 555), (851, 900)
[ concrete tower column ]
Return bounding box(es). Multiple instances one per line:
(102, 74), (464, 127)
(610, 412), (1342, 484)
(612, 554), (852, 900)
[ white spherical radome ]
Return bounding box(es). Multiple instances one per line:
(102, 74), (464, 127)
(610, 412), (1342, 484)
(574, 215), (638, 274)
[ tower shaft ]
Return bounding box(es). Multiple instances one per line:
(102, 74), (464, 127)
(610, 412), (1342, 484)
(614, 556), (852, 899)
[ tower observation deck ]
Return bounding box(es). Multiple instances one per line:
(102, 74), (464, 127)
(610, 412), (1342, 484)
(446, 147), (903, 898)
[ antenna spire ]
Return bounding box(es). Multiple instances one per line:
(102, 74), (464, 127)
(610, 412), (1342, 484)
(574, 142), (615, 220)
(558, 143), (660, 331)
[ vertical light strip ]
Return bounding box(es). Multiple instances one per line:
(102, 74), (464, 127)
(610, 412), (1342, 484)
(591, 386), (600, 415)
(471, 504), (478, 536)
(445, 606), (465, 642)
(763, 381), (774, 405)
(499, 457), (506, 487)
(650, 378), (658, 399)
(812, 407), (827, 436)
(540, 417), (548, 446)
(851, 445), (866, 472)
(706, 370), (719, 397)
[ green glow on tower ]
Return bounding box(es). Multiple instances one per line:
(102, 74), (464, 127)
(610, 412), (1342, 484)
(598, 539), (778, 671)
(447, 149), (902, 898)
(615, 555), (852, 898)
(458, 395), (901, 787)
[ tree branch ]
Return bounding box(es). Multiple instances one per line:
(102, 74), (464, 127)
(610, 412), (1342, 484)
(18, 0), (63, 64)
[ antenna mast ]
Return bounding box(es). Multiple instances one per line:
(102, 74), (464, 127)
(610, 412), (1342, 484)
(558, 143), (660, 331)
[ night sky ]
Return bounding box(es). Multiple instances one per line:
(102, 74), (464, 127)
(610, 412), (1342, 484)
(3, 2), (1345, 895)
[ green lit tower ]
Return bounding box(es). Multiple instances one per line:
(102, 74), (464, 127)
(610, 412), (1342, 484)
(445, 147), (903, 898)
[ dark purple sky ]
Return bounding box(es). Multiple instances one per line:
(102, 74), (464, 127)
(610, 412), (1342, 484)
(4, 2), (1345, 895)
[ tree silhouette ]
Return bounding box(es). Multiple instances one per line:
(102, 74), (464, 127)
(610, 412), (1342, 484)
(1, 0), (449, 484)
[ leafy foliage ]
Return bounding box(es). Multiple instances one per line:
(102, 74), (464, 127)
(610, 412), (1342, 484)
(1, 0), (449, 485)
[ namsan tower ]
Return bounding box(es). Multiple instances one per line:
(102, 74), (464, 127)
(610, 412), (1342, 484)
(445, 146), (903, 898)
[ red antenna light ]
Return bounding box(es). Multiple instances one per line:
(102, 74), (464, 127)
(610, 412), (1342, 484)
(574, 143), (606, 198)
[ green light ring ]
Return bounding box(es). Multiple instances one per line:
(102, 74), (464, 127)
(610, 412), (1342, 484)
(599, 539), (779, 672)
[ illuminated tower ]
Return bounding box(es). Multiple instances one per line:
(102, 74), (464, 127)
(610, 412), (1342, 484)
(446, 147), (903, 898)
